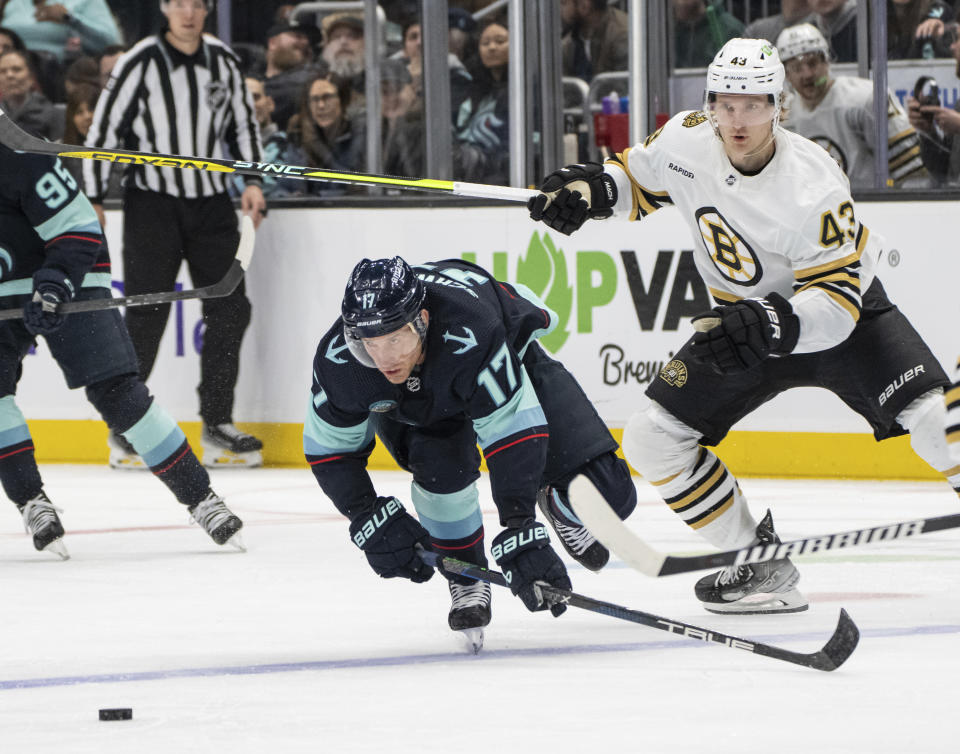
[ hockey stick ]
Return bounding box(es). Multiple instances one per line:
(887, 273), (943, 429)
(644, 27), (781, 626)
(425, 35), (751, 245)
(0, 214), (255, 320)
(418, 550), (858, 671)
(0, 107), (536, 204)
(569, 475), (960, 577)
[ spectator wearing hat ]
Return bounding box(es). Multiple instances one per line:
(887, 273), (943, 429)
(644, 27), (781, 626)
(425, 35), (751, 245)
(263, 21), (322, 131)
(320, 12), (365, 115)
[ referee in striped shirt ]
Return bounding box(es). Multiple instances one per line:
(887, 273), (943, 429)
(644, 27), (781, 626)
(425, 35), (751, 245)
(83, 0), (268, 467)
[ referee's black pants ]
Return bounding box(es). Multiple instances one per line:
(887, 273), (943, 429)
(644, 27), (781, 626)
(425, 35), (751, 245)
(121, 188), (251, 426)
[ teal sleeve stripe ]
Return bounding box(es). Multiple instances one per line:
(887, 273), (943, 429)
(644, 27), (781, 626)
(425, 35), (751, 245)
(417, 508), (484, 540)
(410, 480), (480, 523)
(511, 282), (558, 356)
(0, 396), (29, 443)
(34, 192), (101, 241)
(472, 368), (546, 449)
(303, 398), (373, 455)
(122, 402), (184, 463)
(0, 272), (113, 298)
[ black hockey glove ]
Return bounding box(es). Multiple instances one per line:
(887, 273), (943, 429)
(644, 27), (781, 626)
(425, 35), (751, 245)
(689, 292), (800, 374)
(492, 520), (571, 617)
(527, 162), (617, 236)
(23, 268), (74, 336)
(349, 496), (434, 583)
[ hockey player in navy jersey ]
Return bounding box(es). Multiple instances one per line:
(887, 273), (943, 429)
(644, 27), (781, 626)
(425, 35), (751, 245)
(529, 38), (956, 616)
(0, 145), (243, 558)
(305, 256), (636, 648)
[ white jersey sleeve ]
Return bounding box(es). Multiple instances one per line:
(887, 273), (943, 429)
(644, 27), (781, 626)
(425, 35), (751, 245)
(599, 111), (880, 353)
(947, 358), (960, 468)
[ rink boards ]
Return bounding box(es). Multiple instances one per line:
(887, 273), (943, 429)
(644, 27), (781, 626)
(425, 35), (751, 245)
(15, 199), (958, 479)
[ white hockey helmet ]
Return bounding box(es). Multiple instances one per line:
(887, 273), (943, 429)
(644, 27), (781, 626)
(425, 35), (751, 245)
(704, 38), (784, 131)
(775, 23), (829, 63)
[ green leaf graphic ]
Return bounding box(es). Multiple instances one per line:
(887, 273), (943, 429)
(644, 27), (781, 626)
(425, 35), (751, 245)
(517, 233), (572, 353)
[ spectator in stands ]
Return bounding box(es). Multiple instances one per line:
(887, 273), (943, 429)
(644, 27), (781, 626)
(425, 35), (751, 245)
(0, 26), (24, 57)
(744, 0), (813, 45)
(906, 12), (960, 185)
(380, 58), (423, 178)
(320, 12), (365, 114)
(399, 21), (422, 93)
(62, 81), (98, 182)
(234, 76), (292, 198)
(0, 49), (62, 140)
(1, 0), (121, 62)
(672, 0), (744, 68)
(888, 0), (954, 59)
(284, 72), (366, 195)
(562, 0), (629, 81)
(808, 0), (858, 61)
(63, 54), (98, 97)
(97, 43), (124, 88)
(454, 17), (510, 185)
(262, 21), (318, 131)
(777, 23), (926, 188)
(448, 8), (477, 120)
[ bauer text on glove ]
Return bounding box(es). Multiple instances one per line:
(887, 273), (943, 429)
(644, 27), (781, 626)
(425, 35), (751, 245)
(492, 520), (571, 617)
(349, 496), (434, 582)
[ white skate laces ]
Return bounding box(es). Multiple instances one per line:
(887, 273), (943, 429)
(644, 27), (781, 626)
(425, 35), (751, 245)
(449, 581), (491, 610)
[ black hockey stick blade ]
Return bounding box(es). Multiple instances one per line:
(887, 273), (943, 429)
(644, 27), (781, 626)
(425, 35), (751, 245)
(0, 107), (535, 203)
(569, 475), (960, 577)
(0, 215), (255, 321)
(418, 550), (859, 671)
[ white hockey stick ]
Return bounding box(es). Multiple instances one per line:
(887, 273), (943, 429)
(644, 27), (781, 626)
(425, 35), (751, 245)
(569, 475), (960, 577)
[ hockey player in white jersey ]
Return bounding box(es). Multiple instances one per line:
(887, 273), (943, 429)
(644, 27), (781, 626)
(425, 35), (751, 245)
(529, 38), (958, 615)
(776, 23), (925, 188)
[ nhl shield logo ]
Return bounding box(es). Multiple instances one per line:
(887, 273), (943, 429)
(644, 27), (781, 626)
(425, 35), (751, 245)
(205, 80), (229, 110)
(659, 359), (688, 387)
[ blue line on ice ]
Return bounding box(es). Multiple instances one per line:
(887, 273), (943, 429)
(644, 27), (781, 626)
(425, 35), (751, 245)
(2, 624), (958, 690)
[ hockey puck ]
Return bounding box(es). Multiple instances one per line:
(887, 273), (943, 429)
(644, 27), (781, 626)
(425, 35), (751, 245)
(98, 708), (133, 721)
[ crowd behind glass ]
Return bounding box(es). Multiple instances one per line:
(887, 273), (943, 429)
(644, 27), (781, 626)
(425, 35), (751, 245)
(2, 0), (958, 196)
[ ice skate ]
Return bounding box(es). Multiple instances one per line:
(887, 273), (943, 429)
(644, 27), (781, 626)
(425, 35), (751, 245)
(189, 491), (245, 551)
(19, 491), (69, 560)
(448, 580), (491, 654)
(108, 431), (147, 471)
(537, 485), (609, 571)
(695, 511), (808, 615)
(202, 423), (263, 469)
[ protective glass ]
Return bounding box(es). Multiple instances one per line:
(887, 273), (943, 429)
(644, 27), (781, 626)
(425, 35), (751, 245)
(344, 321), (424, 369)
(706, 95), (777, 128)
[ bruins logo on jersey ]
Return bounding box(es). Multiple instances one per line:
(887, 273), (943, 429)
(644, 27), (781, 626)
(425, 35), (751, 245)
(694, 207), (763, 286)
(659, 359), (688, 388)
(682, 112), (707, 128)
(809, 135), (848, 174)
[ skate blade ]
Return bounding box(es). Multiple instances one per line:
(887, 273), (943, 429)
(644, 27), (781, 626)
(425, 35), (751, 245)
(224, 532), (247, 552)
(108, 454), (148, 471)
(456, 627), (484, 654)
(201, 448), (263, 469)
(703, 588), (809, 615)
(43, 538), (70, 561)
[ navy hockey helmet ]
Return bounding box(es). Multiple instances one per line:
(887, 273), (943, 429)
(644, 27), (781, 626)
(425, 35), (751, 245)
(342, 257), (428, 366)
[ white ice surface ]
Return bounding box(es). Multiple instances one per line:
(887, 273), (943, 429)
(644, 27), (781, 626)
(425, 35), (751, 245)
(1, 467), (958, 754)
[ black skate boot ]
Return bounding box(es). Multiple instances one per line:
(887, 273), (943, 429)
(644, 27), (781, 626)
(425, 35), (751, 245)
(18, 491), (69, 560)
(202, 423), (263, 469)
(537, 485), (609, 571)
(189, 491), (245, 550)
(448, 580), (491, 654)
(694, 510), (808, 615)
